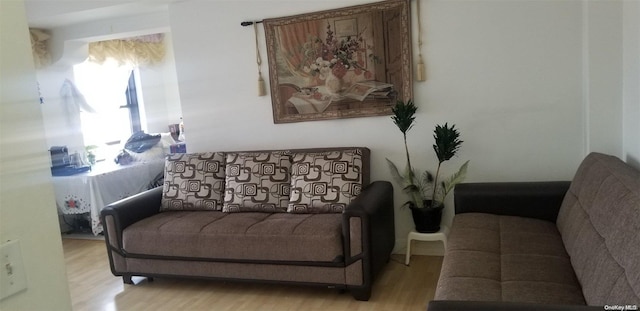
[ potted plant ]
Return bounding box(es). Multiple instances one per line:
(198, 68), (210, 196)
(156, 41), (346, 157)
(387, 100), (469, 233)
(85, 145), (98, 165)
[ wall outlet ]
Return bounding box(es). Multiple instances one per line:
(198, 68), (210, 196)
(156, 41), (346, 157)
(0, 240), (28, 300)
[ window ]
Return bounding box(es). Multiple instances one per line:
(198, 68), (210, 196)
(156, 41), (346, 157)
(123, 71), (142, 133)
(74, 59), (143, 160)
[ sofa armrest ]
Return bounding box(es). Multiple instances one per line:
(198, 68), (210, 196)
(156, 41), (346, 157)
(343, 181), (395, 262)
(454, 181), (571, 223)
(342, 181), (395, 300)
(427, 301), (602, 311)
(100, 186), (163, 250)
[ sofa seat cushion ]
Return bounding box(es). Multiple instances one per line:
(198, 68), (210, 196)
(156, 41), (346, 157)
(435, 213), (586, 305)
(122, 211), (344, 263)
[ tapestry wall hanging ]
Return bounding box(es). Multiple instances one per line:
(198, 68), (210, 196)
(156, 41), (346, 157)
(263, 0), (412, 124)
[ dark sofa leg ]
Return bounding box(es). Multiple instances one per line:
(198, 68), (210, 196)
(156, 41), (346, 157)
(351, 287), (371, 301)
(123, 275), (133, 284)
(147, 277), (154, 282)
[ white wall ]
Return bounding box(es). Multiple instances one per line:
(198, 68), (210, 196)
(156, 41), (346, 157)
(623, 0), (640, 168)
(584, 0), (623, 157)
(0, 1), (72, 310)
(139, 32), (184, 133)
(168, 0), (631, 254)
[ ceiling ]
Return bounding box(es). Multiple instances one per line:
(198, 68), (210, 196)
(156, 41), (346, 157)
(24, 0), (178, 29)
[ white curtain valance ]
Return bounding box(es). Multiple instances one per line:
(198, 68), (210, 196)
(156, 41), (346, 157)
(88, 34), (165, 66)
(30, 28), (51, 69)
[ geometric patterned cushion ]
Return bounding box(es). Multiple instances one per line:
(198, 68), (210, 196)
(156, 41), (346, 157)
(222, 152), (291, 213)
(287, 149), (362, 213)
(160, 152), (226, 211)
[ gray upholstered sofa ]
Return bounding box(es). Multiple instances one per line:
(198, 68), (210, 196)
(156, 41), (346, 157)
(100, 147), (394, 301)
(428, 152), (639, 310)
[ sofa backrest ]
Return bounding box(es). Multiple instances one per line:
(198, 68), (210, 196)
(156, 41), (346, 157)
(288, 147), (370, 186)
(556, 152), (640, 305)
(160, 147), (370, 213)
(228, 147), (371, 185)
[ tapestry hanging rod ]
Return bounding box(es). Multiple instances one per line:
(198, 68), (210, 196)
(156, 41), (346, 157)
(241, 21), (263, 26)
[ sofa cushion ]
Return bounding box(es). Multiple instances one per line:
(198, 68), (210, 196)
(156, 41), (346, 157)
(121, 211), (344, 263)
(435, 213), (586, 305)
(288, 149), (362, 213)
(160, 152), (226, 211)
(556, 153), (640, 305)
(223, 152), (291, 213)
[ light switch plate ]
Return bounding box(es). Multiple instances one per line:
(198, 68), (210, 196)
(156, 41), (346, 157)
(0, 240), (28, 300)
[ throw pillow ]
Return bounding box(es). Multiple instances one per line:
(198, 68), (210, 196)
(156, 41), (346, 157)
(223, 152), (291, 212)
(288, 149), (362, 213)
(160, 152), (226, 211)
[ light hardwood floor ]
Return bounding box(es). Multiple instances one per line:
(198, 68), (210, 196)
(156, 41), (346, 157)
(63, 238), (442, 311)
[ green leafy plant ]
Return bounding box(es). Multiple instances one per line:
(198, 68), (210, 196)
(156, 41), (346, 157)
(386, 100), (423, 208)
(426, 123), (469, 206)
(386, 101), (469, 209)
(85, 145), (98, 165)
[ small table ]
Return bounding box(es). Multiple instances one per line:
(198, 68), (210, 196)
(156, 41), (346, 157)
(405, 226), (449, 265)
(52, 160), (165, 235)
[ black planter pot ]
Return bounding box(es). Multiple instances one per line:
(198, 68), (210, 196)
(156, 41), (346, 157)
(410, 201), (443, 233)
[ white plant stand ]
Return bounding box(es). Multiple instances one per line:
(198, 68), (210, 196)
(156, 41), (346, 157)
(405, 225), (449, 266)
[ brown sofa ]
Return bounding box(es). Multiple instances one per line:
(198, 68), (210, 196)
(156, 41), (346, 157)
(429, 152), (639, 310)
(100, 147), (395, 301)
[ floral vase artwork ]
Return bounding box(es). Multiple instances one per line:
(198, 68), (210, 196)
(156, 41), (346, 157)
(301, 23), (373, 94)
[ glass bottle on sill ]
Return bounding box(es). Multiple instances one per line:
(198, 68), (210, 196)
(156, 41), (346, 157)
(178, 117), (185, 142)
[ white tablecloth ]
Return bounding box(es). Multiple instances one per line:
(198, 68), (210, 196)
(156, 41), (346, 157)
(52, 160), (165, 235)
